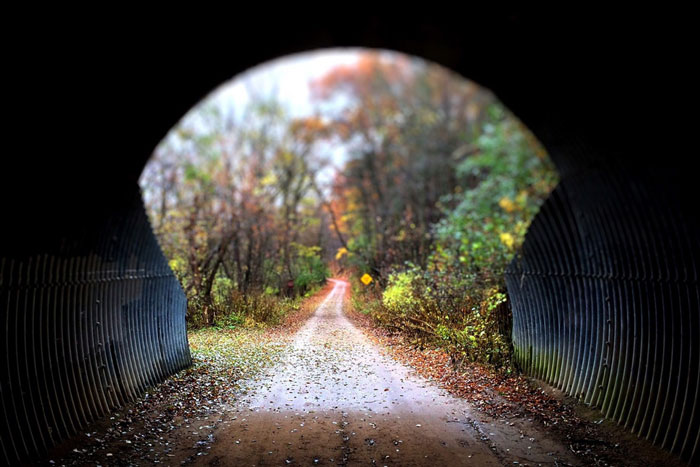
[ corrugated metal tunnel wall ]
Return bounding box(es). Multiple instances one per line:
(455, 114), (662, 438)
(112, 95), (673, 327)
(0, 188), (191, 464)
(505, 164), (700, 464)
(2, 13), (697, 466)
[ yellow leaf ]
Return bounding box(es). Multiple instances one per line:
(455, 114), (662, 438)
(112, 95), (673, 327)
(335, 247), (348, 260)
(500, 232), (515, 249)
(498, 197), (517, 213)
(260, 173), (277, 186)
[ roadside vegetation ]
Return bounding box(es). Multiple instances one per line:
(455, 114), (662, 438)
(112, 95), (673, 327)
(140, 50), (557, 370)
(141, 93), (331, 327)
(323, 55), (557, 370)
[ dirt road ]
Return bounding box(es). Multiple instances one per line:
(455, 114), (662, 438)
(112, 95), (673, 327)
(190, 279), (578, 466)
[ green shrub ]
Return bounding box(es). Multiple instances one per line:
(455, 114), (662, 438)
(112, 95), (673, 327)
(355, 266), (514, 369)
(382, 271), (419, 314)
(209, 288), (305, 329)
(292, 244), (329, 295)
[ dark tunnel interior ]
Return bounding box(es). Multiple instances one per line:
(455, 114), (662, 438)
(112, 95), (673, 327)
(1, 12), (698, 464)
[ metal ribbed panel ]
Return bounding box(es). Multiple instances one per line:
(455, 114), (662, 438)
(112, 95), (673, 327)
(0, 188), (191, 465)
(506, 167), (699, 464)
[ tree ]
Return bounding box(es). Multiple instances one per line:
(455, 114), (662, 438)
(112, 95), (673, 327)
(141, 97), (330, 326)
(311, 51), (492, 280)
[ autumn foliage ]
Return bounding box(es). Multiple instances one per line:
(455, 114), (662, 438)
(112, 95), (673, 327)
(313, 52), (557, 369)
(141, 99), (331, 327)
(140, 50), (557, 367)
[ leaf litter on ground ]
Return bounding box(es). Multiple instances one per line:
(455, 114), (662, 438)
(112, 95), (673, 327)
(342, 285), (683, 467)
(44, 283), (334, 466)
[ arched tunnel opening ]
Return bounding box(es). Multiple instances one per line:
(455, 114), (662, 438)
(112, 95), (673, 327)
(1, 13), (698, 466)
(139, 48), (555, 333)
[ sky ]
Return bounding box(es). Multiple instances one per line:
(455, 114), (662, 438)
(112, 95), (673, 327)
(140, 48), (498, 204)
(142, 48), (444, 191)
(207, 48), (364, 120)
(150, 48), (368, 185)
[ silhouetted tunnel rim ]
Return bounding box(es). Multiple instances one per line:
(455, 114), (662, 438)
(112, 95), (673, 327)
(1, 35), (698, 465)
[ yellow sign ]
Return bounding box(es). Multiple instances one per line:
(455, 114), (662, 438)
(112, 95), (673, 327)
(360, 273), (373, 285)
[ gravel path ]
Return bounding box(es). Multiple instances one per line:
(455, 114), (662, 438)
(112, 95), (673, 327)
(198, 279), (579, 466)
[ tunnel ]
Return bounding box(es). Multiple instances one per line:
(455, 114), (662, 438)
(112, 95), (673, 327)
(1, 12), (698, 464)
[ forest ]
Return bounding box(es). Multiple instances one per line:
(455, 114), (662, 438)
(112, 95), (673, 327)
(140, 50), (557, 370)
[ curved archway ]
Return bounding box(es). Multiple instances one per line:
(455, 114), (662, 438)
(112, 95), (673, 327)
(1, 14), (697, 464)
